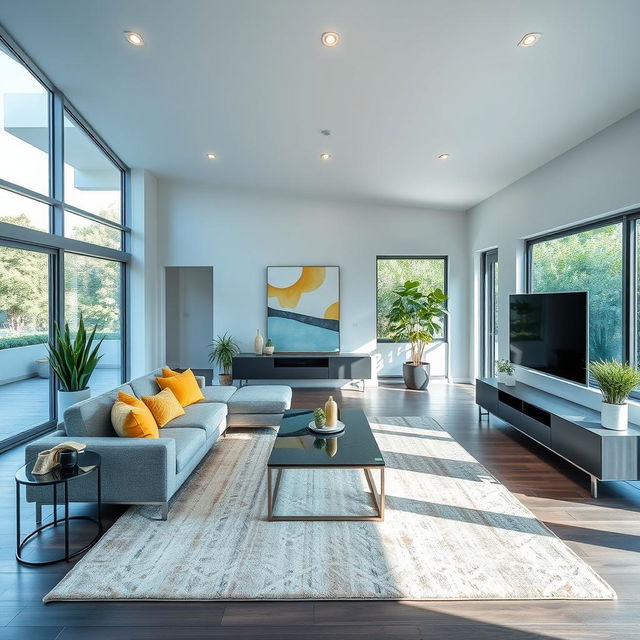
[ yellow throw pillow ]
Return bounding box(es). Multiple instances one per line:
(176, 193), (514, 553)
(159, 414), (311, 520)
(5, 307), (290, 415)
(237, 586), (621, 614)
(156, 368), (205, 407)
(142, 388), (185, 427)
(162, 367), (179, 377)
(111, 394), (159, 439)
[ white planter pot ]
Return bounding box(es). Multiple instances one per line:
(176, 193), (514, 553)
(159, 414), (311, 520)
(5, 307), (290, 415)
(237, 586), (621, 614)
(497, 372), (507, 384)
(58, 388), (91, 419)
(36, 359), (50, 379)
(505, 373), (516, 387)
(601, 402), (628, 431)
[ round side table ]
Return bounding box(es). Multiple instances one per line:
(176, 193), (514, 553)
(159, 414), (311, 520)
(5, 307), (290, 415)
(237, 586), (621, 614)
(15, 450), (103, 566)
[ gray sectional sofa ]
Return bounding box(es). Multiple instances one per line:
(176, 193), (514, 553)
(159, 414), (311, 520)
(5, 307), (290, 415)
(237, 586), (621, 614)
(25, 369), (292, 520)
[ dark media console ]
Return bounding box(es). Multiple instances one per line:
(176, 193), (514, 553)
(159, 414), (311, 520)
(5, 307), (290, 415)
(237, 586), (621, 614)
(476, 377), (640, 497)
(233, 353), (372, 391)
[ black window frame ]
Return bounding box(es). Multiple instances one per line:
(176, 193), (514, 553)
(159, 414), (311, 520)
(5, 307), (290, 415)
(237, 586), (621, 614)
(525, 208), (640, 394)
(375, 255), (449, 344)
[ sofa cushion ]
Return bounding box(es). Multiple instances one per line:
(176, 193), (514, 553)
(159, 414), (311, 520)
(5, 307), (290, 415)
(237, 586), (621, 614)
(165, 402), (227, 438)
(64, 384), (135, 438)
(157, 369), (205, 407)
(202, 385), (237, 404)
(159, 427), (207, 473)
(227, 385), (292, 414)
(129, 369), (163, 398)
(142, 388), (185, 428)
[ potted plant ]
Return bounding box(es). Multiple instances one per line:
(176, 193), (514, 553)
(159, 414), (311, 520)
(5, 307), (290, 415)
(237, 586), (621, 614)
(386, 280), (448, 390)
(208, 333), (240, 386)
(496, 359), (516, 386)
(47, 314), (104, 417)
(589, 360), (640, 430)
(264, 339), (275, 356)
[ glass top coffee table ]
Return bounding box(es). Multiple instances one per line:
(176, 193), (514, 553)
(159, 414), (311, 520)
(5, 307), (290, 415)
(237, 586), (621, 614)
(267, 408), (385, 521)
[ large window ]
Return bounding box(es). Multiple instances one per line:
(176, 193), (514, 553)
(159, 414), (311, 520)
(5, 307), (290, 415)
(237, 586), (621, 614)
(527, 214), (640, 390)
(0, 28), (129, 450)
(529, 222), (623, 363)
(376, 256), (447, 341)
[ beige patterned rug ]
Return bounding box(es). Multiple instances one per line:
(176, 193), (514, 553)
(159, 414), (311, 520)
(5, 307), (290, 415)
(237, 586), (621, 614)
(44, 416), (615, 602)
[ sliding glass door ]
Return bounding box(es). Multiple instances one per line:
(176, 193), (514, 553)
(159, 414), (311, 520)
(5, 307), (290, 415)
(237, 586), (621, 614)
(0, 242), (55, 445)
(482, 249), (499, 377)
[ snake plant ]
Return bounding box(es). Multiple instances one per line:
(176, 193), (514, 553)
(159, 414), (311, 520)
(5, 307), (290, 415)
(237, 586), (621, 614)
(47, 314), (104, 392)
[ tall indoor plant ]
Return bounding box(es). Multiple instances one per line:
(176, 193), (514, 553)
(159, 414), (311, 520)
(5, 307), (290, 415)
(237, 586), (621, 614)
(589, 359), (640, 430)
(209, 333), (240, 385)
(386, 280), (448, 390)
(47, 314), (104, 415)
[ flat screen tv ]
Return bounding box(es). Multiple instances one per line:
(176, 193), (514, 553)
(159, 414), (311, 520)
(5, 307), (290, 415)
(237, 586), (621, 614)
(509, 292), (588, 384)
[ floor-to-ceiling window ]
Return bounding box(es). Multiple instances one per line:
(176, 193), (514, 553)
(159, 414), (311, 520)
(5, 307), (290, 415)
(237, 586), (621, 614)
(526, 215), (640, 391)
(481, 249), (498, 377)
(376, 256), (449, 376)
(0, 27), (129, 450)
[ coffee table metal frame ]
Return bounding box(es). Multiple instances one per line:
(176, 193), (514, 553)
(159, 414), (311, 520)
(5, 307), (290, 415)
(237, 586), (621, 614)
(267, 464), (385, 522)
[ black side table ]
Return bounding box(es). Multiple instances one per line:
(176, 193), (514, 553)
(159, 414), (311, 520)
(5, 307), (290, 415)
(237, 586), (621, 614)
(15, 450), (103, 566)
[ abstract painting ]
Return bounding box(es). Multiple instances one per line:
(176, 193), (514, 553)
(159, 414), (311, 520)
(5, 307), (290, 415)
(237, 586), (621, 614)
(267, 266), (340, 352)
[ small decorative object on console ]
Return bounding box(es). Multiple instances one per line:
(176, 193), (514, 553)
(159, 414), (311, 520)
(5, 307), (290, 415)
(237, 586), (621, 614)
(496, 359), (516, 386)
(264, 339), (275, 355)
(324, 395), (338, 428)
(589, 359), (640, 431)
(313, 408), (326, 428)
(254, 329), (264, 355)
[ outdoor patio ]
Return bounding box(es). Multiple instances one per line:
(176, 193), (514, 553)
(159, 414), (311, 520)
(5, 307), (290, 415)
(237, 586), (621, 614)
(0, 368), (119, 442)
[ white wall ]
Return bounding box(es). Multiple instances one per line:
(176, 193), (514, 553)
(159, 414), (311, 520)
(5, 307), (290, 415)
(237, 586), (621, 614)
(155, 183), (470, 384)
(468, 109), (640, 415)
(129, 169), (162, 377)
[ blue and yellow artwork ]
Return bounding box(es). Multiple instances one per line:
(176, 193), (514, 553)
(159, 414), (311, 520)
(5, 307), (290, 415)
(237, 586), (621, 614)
(267, 266), (340, 352)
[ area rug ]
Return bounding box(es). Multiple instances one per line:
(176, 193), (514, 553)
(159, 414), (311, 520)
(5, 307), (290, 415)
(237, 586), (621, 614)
(44, 417), (615, 602)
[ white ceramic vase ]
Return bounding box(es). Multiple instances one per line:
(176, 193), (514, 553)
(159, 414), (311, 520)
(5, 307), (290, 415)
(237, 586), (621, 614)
(254, 330), (264, 355)
(58, 388), (91, 419)
(505, 373), (516, 387)
(601, 402), (628, 431)
(497, 372), (507, 384)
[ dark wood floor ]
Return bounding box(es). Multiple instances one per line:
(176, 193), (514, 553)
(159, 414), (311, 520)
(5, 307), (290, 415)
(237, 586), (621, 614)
(2, 381), (640, 639)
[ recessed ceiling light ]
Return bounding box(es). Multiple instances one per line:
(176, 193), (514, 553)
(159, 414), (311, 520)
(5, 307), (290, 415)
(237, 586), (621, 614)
(320, 153), (332, 160)
(321, 32), (339, 47)
(124, 31), (144, 46)
(437, 153), (450, 160)
(518, 32), (541, 47)
(206, 153), (217, 160)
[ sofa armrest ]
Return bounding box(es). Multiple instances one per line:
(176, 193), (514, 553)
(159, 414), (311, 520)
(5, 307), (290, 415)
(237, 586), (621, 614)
(195, 375), (205, 389)
(25, 437), (176, 504)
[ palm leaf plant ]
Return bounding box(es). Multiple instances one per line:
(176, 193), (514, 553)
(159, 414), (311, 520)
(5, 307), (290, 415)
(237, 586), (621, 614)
(386, 281), (448, 366)
(209, 333), (240, 384)
(47, 314), (104, 391)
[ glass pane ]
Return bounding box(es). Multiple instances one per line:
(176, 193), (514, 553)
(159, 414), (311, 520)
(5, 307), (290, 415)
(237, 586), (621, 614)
(64, 210), (121, 249)
(65, 254), (122, 394)
(0, 245), (51, 441)
(0, 187), (49, 232)
(530, 223), (623, 363)
(0, 41), (50, 194)
(376, 258), (446, 340)
(63, 112), (121, 222)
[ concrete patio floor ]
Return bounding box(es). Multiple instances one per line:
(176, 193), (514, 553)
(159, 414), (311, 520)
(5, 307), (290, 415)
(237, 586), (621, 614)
(0, 368), (119, 442)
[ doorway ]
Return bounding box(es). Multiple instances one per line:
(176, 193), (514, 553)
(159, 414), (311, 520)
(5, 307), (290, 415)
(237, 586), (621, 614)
(165, 267), (214, 370)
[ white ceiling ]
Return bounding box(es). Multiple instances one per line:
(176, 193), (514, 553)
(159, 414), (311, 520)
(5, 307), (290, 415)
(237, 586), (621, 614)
(1, 0), (640, 210)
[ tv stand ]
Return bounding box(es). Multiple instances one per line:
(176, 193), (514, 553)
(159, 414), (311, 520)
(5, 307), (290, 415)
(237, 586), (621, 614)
(476, 378), (640, 497)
